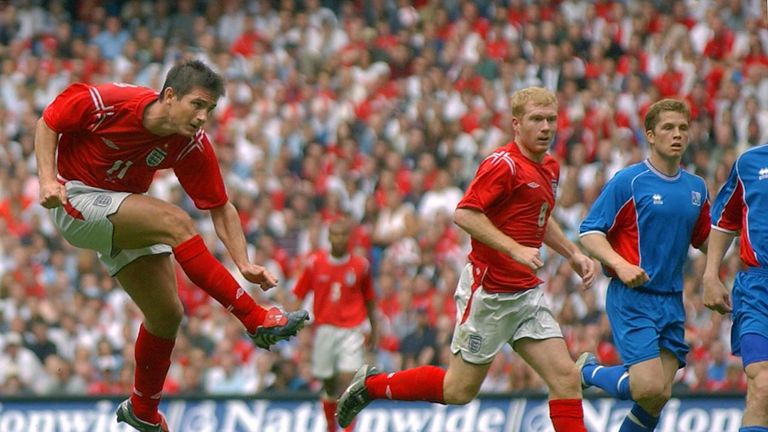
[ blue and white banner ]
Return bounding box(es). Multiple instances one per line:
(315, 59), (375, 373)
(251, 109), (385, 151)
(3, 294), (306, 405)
(0, 396), (745, 432)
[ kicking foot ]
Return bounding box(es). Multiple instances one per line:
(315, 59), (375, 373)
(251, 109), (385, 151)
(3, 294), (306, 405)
(249, 307), (309, 349)
(575, 352), (598, 389)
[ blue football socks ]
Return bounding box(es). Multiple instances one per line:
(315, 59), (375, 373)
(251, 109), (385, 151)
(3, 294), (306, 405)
(619, 404), (659, 431)
(581, 363), (632, 400)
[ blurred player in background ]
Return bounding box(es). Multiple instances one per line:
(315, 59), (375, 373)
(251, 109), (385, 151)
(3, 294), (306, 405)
(34, 59), (308, 432)
(704, 142), (768, 431)
(292, 217), (378, 432)
(336, 86), (596, 432)
(578, 99), (710, 432)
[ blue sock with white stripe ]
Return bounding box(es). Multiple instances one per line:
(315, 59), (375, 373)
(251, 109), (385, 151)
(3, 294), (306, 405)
(740, 427), (768, 431)
(581, 363), (632, 400)
(619, 403), (658, 431)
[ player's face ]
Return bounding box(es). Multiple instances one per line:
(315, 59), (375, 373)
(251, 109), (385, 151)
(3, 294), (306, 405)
(168, 87), (218, 137)
(328, 225), (350, 256)
(512, 101), (557, 160)
(647, 111), (689, 161)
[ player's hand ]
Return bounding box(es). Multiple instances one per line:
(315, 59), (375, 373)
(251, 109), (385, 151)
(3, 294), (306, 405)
(702, 275), (732, 314)
(39, 181), (67, 208)
(241, 264), (278, 291)
(366, 329), (380, 352)
(510, 245), (544, 271)
(569, 252), (596, 289)
(614, 263), (649, 288)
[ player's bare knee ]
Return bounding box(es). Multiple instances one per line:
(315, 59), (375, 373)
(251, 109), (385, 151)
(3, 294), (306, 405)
(631, 379), (665, 402)
(146, 302), (184, 334)
(449, 389), (477, 405)
(748, 368), (768, 401)
(161, 207), (197, 244)
(550, 363), (582, 396)
(443, 383), (478, 405)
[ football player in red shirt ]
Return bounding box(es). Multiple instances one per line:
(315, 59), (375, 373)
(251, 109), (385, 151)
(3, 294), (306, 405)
(336, 87), (596, 431)
(293, 217), (378, 432)
(34, 60), (308, 432)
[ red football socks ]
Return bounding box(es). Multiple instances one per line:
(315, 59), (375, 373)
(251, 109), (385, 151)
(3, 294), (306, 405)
(366, 366), (446, 403)
(322, 399), (337, 432)
(173, 235), (267, 333)
(549, 399), (586, 432)
(130, 325), (175, 424)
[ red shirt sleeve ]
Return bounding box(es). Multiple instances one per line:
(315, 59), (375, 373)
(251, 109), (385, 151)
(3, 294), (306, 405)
(173, 132), (229, 210)
(457, 153), (516, 212)
(42, 83), (100, 133)
(691, 200), (711, 248)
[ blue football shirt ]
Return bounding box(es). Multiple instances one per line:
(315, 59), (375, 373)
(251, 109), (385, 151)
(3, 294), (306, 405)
(580, 160), (710, 293)
(711, 145), (768, 268)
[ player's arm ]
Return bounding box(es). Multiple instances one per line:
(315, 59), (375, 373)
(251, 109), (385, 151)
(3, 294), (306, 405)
(365, 299), (379, 351)
(454, 207), (543, 271)
(580, 232), (649, 288)
(702, 228), (736, 314)
(209, 202), (278, 290)
(544, 217), (595, 288)
(34, 118), (68, 208)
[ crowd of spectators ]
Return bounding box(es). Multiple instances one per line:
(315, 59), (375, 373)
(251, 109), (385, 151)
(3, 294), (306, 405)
(0, 0), (766, 398)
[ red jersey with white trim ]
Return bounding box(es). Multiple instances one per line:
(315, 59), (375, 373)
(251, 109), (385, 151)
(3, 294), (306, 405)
(457, 142), (559, 293)
(293, 250), (374, 327)
(42, 82), (227, 209)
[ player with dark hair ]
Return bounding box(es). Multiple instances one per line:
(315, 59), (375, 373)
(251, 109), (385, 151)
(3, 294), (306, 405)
(578, 99), (710, 432)
(293, 217), (378, 432)
(34, 59), (308, 432)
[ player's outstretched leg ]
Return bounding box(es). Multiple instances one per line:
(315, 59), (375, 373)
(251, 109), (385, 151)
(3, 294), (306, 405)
(336, 364), (380, 428)
(116, 399), (169, 432)
(249, 307), (309, 349)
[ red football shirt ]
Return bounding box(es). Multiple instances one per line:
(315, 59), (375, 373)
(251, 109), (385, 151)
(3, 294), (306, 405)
(457, 142), (559, 293)
(293, 251), (374, 328)
(43, 82), (228, 209)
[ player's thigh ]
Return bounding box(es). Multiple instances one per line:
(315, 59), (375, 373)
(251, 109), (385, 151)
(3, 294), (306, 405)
(606, 282), (686, 366)
(50, 181), (132, 255)
(451, 264), (542, 364)
(115, 253), (183, 336)
(514, 337), (579, 398)
(731, 270), (768, 360)
(336, 327), (365, 374)
(108, 193), (197, 250)
(443, 351), (493, 404)
(312, 325), (342, 379)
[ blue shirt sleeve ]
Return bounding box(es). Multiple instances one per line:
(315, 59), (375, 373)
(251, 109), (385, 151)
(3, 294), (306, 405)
(580, 170), (634, 235)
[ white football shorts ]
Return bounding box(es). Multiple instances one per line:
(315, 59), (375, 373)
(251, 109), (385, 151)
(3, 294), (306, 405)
(312, 324), (366, 379)
(51, 180), (172, 276)
(451, 263), (563, 364)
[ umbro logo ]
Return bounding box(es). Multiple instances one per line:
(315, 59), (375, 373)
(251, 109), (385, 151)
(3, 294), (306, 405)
(759, 168), (768, 180)
(527, 182), (540, 188)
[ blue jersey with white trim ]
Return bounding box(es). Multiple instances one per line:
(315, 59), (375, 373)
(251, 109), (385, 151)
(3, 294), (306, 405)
(580, 160), (710, 294)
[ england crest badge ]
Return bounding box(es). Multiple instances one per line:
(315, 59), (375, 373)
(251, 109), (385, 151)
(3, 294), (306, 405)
(146, 147), (167, 167)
